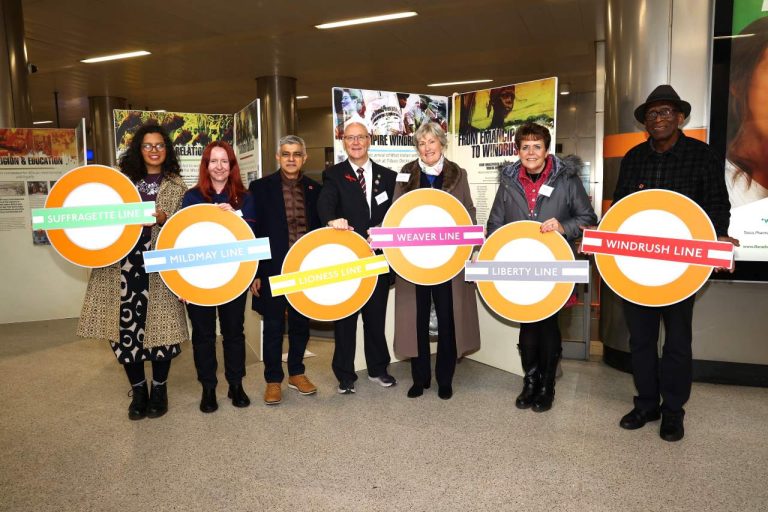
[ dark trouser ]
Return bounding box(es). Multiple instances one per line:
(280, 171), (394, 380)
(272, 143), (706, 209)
(518, 313), (561, 372)
(186, 292), (248, 389)
(262, 304), (310, 383)
(332, 274), (391, 383)
(622, 296), (695, 415)
(124, 360), (171, 385)
(411, 280), (457, 387)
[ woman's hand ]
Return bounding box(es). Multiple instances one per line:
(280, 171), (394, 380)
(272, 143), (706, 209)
(216, 203), (235, 213)
(144, 210), (167, 227)
(250, 278), (261, 297)
(178, 297), (188, 305)
(540, 217), (564, 234)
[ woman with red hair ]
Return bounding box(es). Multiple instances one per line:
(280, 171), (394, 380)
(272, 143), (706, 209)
(181, 141), (256, 413)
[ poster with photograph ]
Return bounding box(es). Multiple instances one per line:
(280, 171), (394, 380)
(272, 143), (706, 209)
(114, 110), (234, 187)
(720, 5), (768, 261)
(451, 78), (558, 226)
(331, 87), (450, 171)
(0, 128), (82, 243)
(234, 99), (261, 186)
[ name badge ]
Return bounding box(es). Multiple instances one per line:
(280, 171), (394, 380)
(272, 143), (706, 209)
(539, 185), (554, 197)
(375, 191), (389, 205)
(396, 173), (410, 183)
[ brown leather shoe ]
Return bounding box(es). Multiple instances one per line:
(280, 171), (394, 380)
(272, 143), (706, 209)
(264, 383), (282, 405)
(287, 374), (317, 395)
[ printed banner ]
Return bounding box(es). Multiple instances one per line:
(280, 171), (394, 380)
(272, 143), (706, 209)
(369, 225), (484, 248)
(32, 202), (156, 230)
(0, 127), (82, 244)
(277, 228), (386, 321)
(269, 254), (388, 296)
(451, 78), (558, 226)
(377, 189), (479, 286)
(332, 87), (450, 171)
(153, 204), (264, 306)
(590, 189), (729, 307)
(114, 110), (234, 188)
(41, 165), (146, 267)
(465, 260), (590, 283)
(234, 99), (261, 185)
(144, 238), (271, 272)
(473, 221), (582, 323)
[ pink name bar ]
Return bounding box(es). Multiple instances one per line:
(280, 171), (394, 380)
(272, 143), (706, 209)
(369, 226), (485, 249)
(580, 229), (734, 269)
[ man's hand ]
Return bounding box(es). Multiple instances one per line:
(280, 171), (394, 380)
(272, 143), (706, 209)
(714, 236), (740, 273)
(328, 218), (353, 231)
(250, 278), (261, 297)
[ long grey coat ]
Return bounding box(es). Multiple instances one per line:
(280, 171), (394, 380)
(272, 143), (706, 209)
(76, 173), (189, 348)
(487, 155), (598, 240)
(393, 158), (481, 359)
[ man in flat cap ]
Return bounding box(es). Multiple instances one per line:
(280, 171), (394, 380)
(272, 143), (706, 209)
(613, 84), (737, 442)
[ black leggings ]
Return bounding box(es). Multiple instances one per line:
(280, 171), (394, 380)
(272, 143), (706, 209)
(518, 313), (561, 368)
(123, 360), (172, 386)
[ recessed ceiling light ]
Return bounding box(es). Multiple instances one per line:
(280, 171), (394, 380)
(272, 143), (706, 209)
(560, 83), (571, 95)
(296, 96), (309, 100)
(33, 120), (53, 125)
(150, 110), (167, 113)
(427, 79), (493, 87)
(316, 11), (417, 29)
(81, 50), (151, 64)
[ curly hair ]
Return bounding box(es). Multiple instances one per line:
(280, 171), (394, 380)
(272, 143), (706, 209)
(119, 123), (182, 183)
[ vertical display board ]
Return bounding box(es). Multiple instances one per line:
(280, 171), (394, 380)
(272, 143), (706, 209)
(234, 99), (261, 185)
(451, 78), (558, 227)
(331, 87), (450, 171)
(0, 126), (88, 323)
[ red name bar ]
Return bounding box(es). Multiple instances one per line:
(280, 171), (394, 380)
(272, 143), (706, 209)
(580, 229), (734, 269)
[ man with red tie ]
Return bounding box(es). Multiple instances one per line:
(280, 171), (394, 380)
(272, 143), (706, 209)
(317, 118), (398, 394)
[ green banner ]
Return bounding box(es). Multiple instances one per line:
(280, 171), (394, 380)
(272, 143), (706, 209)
(32, 201), (156, 230)
(732, 0), (768, 34)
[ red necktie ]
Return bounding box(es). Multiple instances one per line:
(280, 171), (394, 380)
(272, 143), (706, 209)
(357, 168), (366, 196)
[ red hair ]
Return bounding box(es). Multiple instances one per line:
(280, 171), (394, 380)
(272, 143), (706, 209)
(195, 141), (247, 208)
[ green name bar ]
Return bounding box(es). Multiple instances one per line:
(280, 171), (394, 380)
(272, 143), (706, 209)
(32, 201), (157, 230)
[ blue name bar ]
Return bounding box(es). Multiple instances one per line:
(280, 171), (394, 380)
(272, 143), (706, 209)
(143, 238), (272, 273)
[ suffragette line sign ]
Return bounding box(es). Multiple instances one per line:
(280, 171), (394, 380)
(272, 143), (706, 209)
(32, 202), (156, 230)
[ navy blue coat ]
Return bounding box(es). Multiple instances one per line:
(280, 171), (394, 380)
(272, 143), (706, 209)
(249, 171), (322, 316)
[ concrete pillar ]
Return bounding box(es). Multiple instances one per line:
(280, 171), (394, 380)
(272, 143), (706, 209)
(256, 76), (297, 175)
(0, 0), (32, 127)
(88, 96), (127, 167)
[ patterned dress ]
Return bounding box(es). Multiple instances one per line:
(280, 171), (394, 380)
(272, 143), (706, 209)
(110, 173), (180, 363)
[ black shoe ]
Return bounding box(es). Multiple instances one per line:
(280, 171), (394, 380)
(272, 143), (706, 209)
(337, 381), (356, 394)
(531, 386), (554, 413)
(515, 369), (540, 410)
(128, 382), (149, 421)
(228, 384), (251, 408)
(368, 373), (397, 387)
(438, 385), (453, 400)
(146, 383), (168, 418)
(200, 387), (218, 413)
(619, 407), (661, 430)
(660, 413), (685, 442)
(407, 384), (424, 398)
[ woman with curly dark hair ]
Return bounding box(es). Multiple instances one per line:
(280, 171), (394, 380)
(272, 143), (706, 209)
(77, 124), (189, 420)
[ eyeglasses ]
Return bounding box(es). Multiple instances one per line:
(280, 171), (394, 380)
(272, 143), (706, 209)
(280, 152), (305, 159)
(644, 108), (678, 122)
(141, 143), (166, 151)
(343, 135), (370, 142)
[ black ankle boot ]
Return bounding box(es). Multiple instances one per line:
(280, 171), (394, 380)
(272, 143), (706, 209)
(128, 382), (149, 420)
(532, 349), (560, 413)
(147, 383), (168, 418)
(200, 387), (218, 413)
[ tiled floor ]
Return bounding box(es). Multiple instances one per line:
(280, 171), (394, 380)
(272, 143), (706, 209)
(1, 319), (766, 511)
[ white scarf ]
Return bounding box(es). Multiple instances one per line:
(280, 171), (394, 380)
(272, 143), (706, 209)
(418, 155), (445, 176)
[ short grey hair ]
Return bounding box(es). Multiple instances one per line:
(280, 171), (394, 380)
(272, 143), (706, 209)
(277, 135), (306, 154)
(413, 122), (448, 148)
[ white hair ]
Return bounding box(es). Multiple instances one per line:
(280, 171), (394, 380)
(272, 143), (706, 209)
(343, 114), (371, 134)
